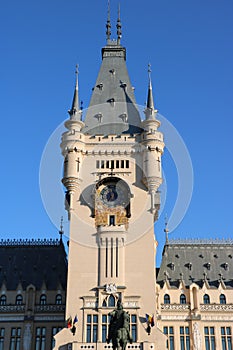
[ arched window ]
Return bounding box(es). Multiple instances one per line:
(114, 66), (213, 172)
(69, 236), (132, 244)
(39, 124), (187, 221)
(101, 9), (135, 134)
(203, 294), (210, 304)
(108, 295), (115, 307)
(180, 294), (186, 304)
(220, 294), (226, 304)
(102, 299), (107, 307)
(16, 294), (23, 305)
(0, 295), (6, 306)
(55, 294), (62, 305)
(164, 294), (170, 304)
(40, 294), (47, 305)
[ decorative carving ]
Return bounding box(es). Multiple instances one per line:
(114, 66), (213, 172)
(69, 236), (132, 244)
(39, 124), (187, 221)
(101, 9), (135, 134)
(105, 283), (117, 294)
(200, 304), (233, 312)
(193, 322), (201, 350)
(161, 304), (190, 311)
(23, 323), (32, 350)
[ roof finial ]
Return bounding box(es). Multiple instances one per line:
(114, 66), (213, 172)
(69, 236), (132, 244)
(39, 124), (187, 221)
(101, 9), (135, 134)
(117, 3), (122, 45)
(59, 216), (64, 242)
(164, 214), (169, 243)
(106, 0), (111, 43)
(147, 63), (155, 110)
(68, 64), (82, 120)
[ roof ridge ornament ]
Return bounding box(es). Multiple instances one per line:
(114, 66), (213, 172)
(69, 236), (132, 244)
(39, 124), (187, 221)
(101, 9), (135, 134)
(106, 0), (111, 43)
(68, 64), (82, 121)
(117, 3), (122, 45)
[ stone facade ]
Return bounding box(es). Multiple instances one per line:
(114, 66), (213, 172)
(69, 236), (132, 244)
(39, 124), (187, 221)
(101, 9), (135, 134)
(0, 239), (67, 350)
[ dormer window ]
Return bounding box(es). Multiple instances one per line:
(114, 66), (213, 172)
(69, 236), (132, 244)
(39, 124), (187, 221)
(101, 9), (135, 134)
(206, 262), (211, 270)
(40, 294), (47, 305)
(16, 295), (23, 305)
(0, 295), (6, 306)
(96, 83), (103, 90)
(223, 263), (229, 271)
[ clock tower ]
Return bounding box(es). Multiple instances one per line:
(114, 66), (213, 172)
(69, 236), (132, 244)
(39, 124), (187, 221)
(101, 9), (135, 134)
(54, 11), (166, 350)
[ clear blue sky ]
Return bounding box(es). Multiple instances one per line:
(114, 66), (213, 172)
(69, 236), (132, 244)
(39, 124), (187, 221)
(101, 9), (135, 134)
(1, 0), (233, 263)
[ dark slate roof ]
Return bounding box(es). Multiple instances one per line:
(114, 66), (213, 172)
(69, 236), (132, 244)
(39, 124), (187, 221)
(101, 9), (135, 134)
(157, 239), (233, 289)
(0, 239), (67, 291)
(83, 40), (142, 135)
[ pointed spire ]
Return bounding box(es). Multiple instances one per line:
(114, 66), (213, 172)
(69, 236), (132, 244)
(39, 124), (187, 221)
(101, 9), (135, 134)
(68, 65), (82, 120)
(147, 63), (155, 110)
(164, 214), (169, 243)
(116, 3), (122, 45)
(59, 216), (64, 243)
(106, 0), (111, 43)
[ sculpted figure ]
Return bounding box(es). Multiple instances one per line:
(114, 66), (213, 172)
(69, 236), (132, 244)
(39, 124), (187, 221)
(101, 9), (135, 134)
(107, 300), (133, 350)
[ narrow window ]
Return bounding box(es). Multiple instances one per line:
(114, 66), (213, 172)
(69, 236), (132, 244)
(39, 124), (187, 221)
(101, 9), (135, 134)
(126, 160), (129, 168)
(101, 160), (105, 169)
(180, 294), (186, 304)
(116, 160), (119, 168)
(131, 315), (137, 342)
(40, 294), (47, 305)
(121, 160), (124, 168)
(220, 294), (226, 304)
(163, 327), (174, 350)
(96, 160), (100, 169)
(109, 215), (115, 226)
(164, 294), (170, 304)
(0, 328), (5, 350)
(111, 160), (114, 169)
(55, 294), (62, 305)
(180, 327), (190, 350)
(106, 160), (110, 168)
(108, 295), (115, 307)
(51, 327), (62, 349)
(0, 295), (6, 306)
(203, 294), (210, 304)
(15, 295), (23, 305)
(10, 328), (21, 350)
(102, 315), (108, 342)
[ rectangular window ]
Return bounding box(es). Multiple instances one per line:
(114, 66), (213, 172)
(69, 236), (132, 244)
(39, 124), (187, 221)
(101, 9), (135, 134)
(101, 160), (105, 169)
(204, 327), (216, 350)
(51, 327), (62, 349)
(163, 326), (174, 350)
(102, 315), (108, 343)
(109, 215), (115, 226)
(111, 160), (114, 169)
(86, 315), (98, 343)
(116, 160), (119, 168)
(35, 327), (46, 350)
(221, 327), (232, 350)
(96, 160), (100, 169)
(121, 160), (124, 168)
(180, 327), (190, 350)
(106, 161), (110, 168)
(0, 328), (4, 350)
(126, 160), (129, 168)
(130, 314), (137, 342)
(10, 328), (21, 350)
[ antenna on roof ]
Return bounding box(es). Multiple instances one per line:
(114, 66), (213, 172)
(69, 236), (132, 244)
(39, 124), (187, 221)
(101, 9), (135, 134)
(106, 0), (111, 43)
(59, 216), (64, 242)
(117, 3), (122, 45)
(164, 214), (169, 243)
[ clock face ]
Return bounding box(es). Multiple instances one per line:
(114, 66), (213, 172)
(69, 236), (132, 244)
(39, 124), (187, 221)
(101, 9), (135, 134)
(99, 182), (128, 207)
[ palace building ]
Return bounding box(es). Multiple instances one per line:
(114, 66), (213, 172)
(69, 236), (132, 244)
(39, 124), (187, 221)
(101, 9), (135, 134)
(0, 9), (232, 350)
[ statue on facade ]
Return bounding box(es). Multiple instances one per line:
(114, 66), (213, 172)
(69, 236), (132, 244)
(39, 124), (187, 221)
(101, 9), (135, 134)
(107, 300), (133, 350)
(193, 322), (202, 350)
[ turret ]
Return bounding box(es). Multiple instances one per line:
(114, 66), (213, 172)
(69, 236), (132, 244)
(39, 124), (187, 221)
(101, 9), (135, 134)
(141, 65), (164, 216)
(60, 67), (85, 212)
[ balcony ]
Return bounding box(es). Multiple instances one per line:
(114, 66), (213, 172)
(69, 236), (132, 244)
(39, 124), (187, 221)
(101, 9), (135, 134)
(160, 303), (191, 311)
(200, 304), (233, 312)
